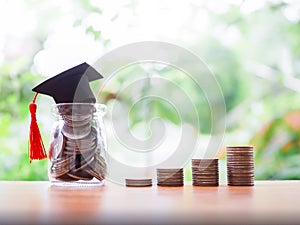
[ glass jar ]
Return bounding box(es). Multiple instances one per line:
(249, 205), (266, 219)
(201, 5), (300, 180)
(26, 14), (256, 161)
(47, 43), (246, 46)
(49, 103), (107, 186)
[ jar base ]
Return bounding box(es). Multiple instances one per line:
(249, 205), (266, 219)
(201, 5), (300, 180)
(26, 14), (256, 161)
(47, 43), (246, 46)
(50, 179), (105, 187)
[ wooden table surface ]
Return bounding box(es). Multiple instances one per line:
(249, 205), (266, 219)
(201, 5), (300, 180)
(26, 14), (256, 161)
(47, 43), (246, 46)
(0, 181), (299, 225)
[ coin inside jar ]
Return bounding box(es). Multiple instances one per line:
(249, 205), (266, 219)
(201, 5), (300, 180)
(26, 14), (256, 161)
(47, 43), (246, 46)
(63, 117), (91, 127)
(50, 102), (107, 184)
(62, 123), (92, 139)
(49, 130), (65, 160)
(57, 104), (96, 115)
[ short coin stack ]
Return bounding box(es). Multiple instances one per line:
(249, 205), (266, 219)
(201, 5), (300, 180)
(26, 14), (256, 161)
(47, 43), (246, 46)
(191, 159), (219, 186)
(50, 104), (107, 182)
(156, 168), (184, 186)
(125, 179), (152, 187)
(226, 146), (254, 186)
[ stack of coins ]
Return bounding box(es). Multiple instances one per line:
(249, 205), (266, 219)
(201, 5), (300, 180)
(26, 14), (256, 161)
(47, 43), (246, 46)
(156, 168), (184, 186)
(191, 159), (219, 186)
(226, 146), (254, 186)
(50, 104), (107, 182)
(125, 179), (152, 187)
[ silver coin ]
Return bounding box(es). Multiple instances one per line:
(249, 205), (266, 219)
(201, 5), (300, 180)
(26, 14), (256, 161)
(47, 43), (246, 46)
(157, 178), (183, 182)
(226, 152), (253, 155)
(86, 168), (105, 181)
(192, 165), (218, 169)
(193, 183), (218, 186)
(157, 183), (184, 186)
(62, 124), (92, 139)
(192, 159), (218, 163)
(125, 179), (152, 187)
(192, 168), (219, 171)
(226, 146), (253, 149)
(157, 177), (183, 180)
(64, 141), (97, 153)
(63, 114), (92, 122)
(67, 172), (93, 181)
(63, 117), (91, 127)
(50, 130), (65, 160)
(65, 136), (96, 148)
(55, 174), (78, 181)
(227, 163), (254, 166)
(65, 127), (97, 143)
(126, 179), (152, 183)
(58, 104), (95, 115)
(193, 179), (219, 182)
(157, 168), (183, 172)
(126, 183), (152, 187)
(72, 155), (95, 173)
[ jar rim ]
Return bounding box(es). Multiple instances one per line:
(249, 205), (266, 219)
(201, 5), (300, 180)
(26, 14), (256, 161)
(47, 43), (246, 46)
(53, 103), (106, 107)
(51, 103), (107, 115)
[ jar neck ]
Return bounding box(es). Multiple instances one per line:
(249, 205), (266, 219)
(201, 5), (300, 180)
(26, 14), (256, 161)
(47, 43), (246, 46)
(52, 103), (106, 117)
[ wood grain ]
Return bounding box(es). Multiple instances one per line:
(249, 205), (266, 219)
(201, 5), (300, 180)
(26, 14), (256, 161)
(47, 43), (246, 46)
(0, 181), (299, 225)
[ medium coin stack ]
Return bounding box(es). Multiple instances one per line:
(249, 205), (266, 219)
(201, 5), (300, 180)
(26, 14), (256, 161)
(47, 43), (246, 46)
(156, 168), (184, 186)
(125, 179), (152, 187)
(191, 159), (219, 186)
(50, 104), (106, 182)
(226, 146), (254, 186)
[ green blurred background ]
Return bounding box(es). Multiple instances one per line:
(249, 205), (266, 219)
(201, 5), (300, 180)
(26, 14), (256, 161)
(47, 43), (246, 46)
(1, 0), (300, 181)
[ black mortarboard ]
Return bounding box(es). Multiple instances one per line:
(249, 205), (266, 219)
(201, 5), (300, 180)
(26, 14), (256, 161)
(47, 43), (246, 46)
(32, 62), (102, 103)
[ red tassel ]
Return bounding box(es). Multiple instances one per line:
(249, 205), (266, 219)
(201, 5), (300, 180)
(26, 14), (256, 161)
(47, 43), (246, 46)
(28, 93), (47, 163)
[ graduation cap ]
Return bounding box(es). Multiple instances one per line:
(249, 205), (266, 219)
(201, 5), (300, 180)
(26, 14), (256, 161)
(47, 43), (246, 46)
(33, 62), (102, 103)
(28, 62), (102, 163)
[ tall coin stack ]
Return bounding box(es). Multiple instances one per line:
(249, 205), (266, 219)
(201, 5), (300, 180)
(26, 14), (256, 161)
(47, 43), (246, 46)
(191, 159), (219, 186)
(156, 168), (184, 186)
(49, 104), (107, 183)
(226, 146), (254, 186)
